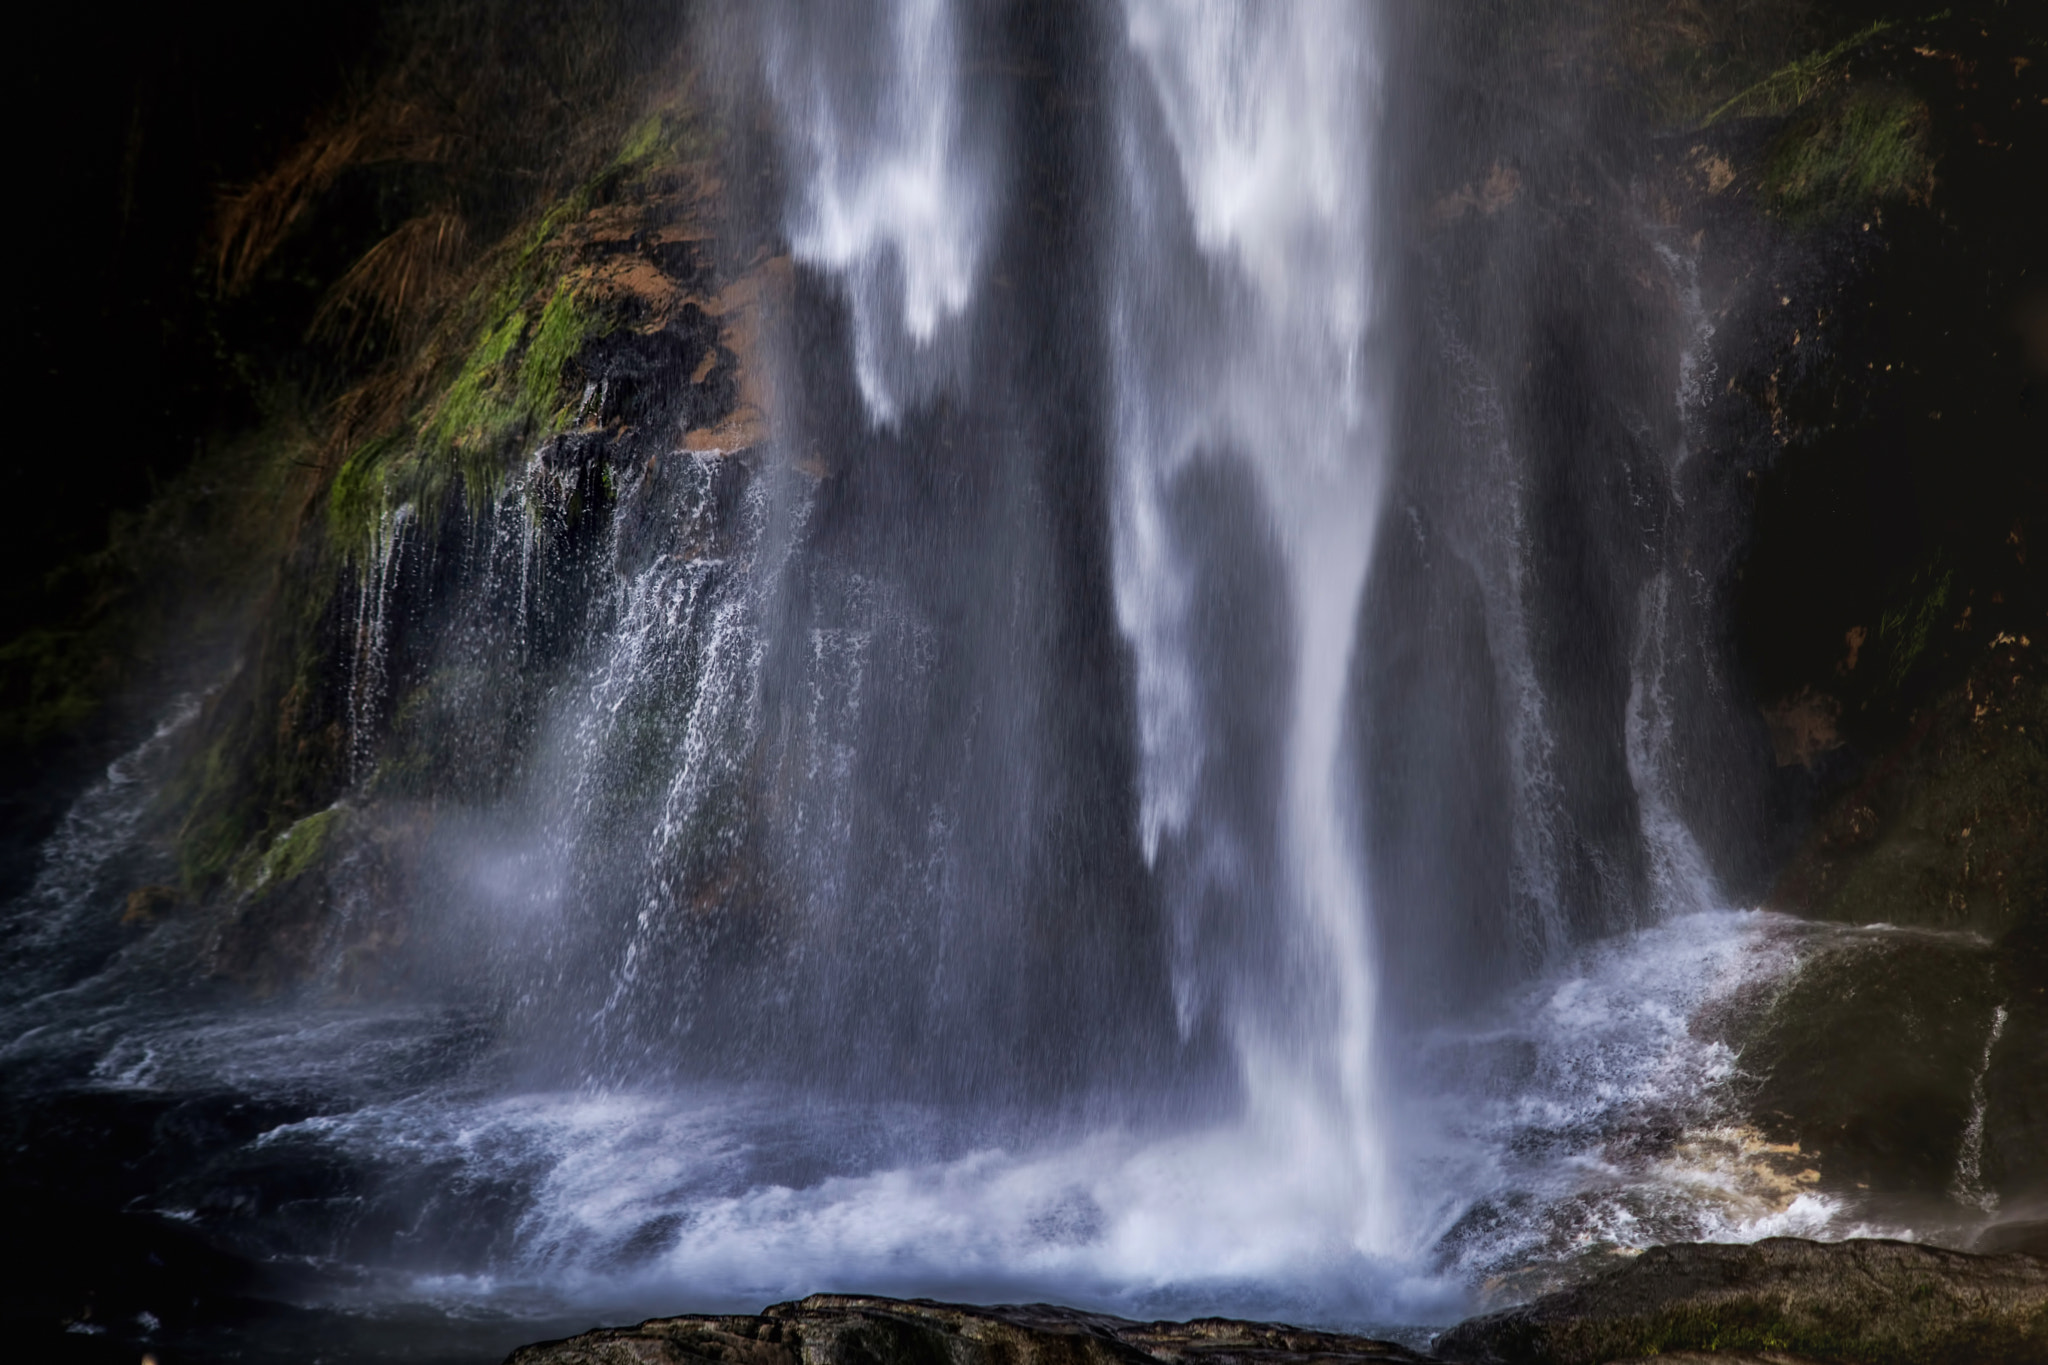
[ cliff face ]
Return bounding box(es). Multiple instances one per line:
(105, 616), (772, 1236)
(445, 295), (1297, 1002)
(1382, 11), (2042, 1207)
(1693, 16), (2048, 1215)
(171, 93), (789, 994)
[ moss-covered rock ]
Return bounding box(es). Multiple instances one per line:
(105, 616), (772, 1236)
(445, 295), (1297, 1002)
(1433, 1237), (2048, 1365)
(229, 805), (347, 897)
(1739, 636), (2048, 1206)
(144, 65), (788, 991)
(1729, 926), (1999, 1196)
(320, 88), (754, 548)
(1769, 637), (2045, 939)
(506, 1296), (1428, 1365)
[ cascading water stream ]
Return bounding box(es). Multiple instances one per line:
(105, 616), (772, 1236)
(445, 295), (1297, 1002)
(764, 0), (1398, 1248)
(760, 0), (991, 423)
(1110, 0), (1393, 1252)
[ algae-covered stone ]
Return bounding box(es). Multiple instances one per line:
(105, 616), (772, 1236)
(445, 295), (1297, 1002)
(1770, 642), (2047, 942)
(505, 1297), (1428, 1365)
(1431, 1236), (2048, 1365)
(1750, 637), (2048, 1206)
(1730, 926), (1999, 1196)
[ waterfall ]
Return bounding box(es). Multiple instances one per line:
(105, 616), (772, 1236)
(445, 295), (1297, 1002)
(0, 0), (1840, 1344)
(759, 0), (993, 421)
(1108, 0), (1393, 1249)
(758, 0), (1397, 1244)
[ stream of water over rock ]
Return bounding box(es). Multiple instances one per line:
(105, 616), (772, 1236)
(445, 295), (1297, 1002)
(0, 3), (1920, 1361)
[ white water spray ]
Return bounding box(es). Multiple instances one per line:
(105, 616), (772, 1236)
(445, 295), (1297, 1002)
(1952, 1002), (2008, 1213)
(762, 0), (990, 422)
(1112, 0), (1394, 1253)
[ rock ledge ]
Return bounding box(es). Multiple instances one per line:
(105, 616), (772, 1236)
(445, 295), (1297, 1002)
(1433, 1236), (2047, 1365)
(506, 1239), (2047, 1365)
(506, 1295), (1427, 1365)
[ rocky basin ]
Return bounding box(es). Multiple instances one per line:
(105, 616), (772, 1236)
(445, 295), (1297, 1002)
(507, 1239), (2047, 1365)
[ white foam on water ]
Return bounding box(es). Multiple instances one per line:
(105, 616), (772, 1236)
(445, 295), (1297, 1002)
(246, 1082), (1458, 1328)
(1411, 910), (1904, 1281)
(43, 909), (1889, 1334)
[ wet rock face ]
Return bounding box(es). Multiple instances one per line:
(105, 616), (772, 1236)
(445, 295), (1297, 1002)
(1731, 926), (2001, 1196)
(1728, 637), (2048, 1208)
(1432, 1237), (2048, 1365)
(508, 1241), (2048, 1365)
(505, 1297), (1429, 1365)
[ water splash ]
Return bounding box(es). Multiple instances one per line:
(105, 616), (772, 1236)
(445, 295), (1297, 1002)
(0, 694), (202, 999)
(1417, 912), (1884, 1286)
(47, 909), (1866, 1334)
(1951, 1002), (2008, 1213)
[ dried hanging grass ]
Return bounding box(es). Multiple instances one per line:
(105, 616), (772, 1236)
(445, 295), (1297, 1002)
(215, 125), (367, 295)
(324, 365), (436, 470)
(218, 0), (690, 476)
(214, 98), (451, 296)
(310, 210), (471, 353)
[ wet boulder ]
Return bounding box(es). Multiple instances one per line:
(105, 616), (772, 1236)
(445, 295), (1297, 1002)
(505, 1296), (1429, 1365)
(1727, 925), (2001, 1198)
(1431, 1236), (2048, 1365)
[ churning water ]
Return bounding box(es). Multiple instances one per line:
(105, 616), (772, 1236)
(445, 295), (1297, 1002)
(0, 0), (1880, 1357)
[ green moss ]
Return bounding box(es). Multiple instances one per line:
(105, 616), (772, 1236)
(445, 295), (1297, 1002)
(232, 806), (347, 898)
(614, 110), (672, 170)
(1705, 20), (1899, 124)
(1764, 82), (1935, 219)
(424, 307), (530, 453)
(330, 225), (621, 550)
(317, 85), (709, 554)
(1877, 558), (1955, 688)
(613, 105), (716, 174)
(520, 283), (608, 427)
(329, 434), (402, 541)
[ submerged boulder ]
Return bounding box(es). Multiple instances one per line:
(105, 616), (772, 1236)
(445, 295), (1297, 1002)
(505, 1296), (1429, 1365)
(1431, 1236), (2047, 1365)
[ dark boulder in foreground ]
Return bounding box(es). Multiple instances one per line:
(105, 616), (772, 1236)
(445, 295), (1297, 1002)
(507, 1239), (2048, 1365)
(505, 1295), (1428, 1365)
(1433, 1237), (2048, 1365)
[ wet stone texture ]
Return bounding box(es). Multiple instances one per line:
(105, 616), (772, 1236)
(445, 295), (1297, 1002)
(506, 1297), (1429, 1365)
(508, 1239), (2048, 1365)
(1433, 1237), (2048, 1365)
